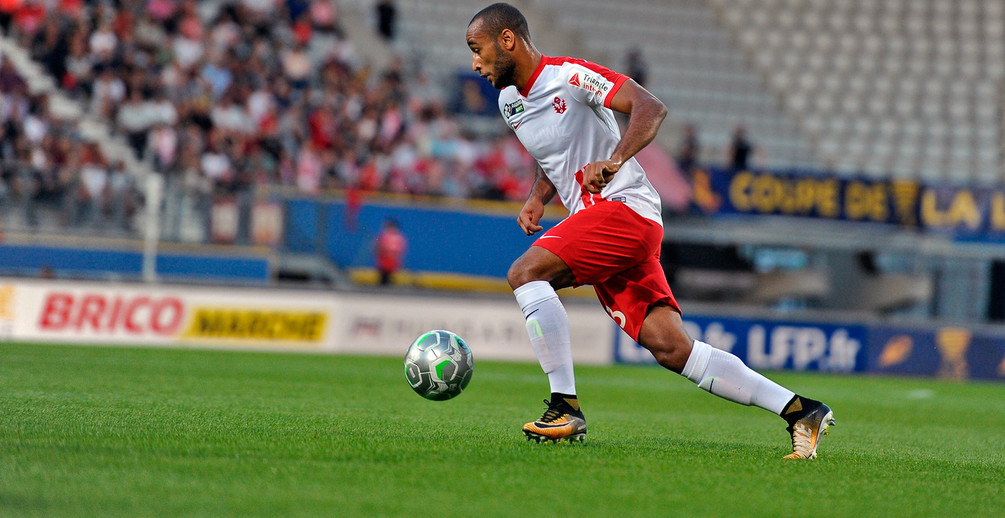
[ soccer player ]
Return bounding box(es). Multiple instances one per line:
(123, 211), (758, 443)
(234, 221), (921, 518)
(465, 3), (834, 459)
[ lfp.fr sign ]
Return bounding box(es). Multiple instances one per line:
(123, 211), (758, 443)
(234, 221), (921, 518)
(613, 315), (867, 373)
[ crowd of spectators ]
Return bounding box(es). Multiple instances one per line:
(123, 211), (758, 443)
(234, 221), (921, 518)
(1, 54), (142, 232)
(1, 0), (537, 237)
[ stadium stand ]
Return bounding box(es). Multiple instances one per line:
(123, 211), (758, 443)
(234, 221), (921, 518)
(376, 0), (1003, 181)
(5, 0), (1002, 215)
(712, 0), (1004, 185)
(0, 0), (1001, 321)
(0, 0), (541, 240)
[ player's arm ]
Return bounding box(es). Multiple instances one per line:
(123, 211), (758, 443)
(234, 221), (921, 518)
(517, 163), (555, 236)
(583, 79), (667, 193)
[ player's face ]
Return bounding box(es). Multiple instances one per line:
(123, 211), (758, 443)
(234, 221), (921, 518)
(466, 22), (517, 90)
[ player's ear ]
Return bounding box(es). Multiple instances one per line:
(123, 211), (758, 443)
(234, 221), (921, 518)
(498, 28), (516, 51)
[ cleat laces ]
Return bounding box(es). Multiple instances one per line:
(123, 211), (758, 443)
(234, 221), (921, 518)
(788, 423), (813, 459)
(537, 399), (565, 423)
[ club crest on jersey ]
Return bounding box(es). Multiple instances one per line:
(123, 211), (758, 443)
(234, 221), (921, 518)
(552, 96), (567, 114)
(503, 99), (525, 119)
(569, 71), (606, 96)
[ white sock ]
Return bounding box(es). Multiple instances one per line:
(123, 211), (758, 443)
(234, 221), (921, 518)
(514, 281), (576, 395)
(681, 339), (794, 414)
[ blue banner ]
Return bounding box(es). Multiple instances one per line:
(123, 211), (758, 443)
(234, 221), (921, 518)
(614, 315), (869, 373)
(614, 313), (1005, 382)
(868, 325), (1005, 380)
(689, 167), (1005, 240)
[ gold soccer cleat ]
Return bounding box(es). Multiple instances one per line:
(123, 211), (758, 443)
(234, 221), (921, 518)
(522, 398), (587, 444)
(784, 403), (835, 459)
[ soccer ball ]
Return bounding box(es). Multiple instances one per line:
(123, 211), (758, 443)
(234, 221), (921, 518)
(403, 330), (474, 401)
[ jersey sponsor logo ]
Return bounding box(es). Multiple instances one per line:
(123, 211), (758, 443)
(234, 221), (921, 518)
(503, 99), (525, 118)
(552, 96), (567, 114)
(570, 71), (607, 96)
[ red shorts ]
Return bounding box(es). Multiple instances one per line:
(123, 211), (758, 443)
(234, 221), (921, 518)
(532, 201), (680, 341)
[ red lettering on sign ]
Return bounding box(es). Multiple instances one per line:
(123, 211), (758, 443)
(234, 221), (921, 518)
(37, 292), (184, 336)
(77, 295), (105, 330)
(39, 292), (72, 329)
(151, 298), (184, 334)
(124, 296), (149, 333)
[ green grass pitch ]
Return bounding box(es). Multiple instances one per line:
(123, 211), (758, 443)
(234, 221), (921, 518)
(1, 342), (1003, 517)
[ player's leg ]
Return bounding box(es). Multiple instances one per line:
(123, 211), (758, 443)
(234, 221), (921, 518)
(509, 245), (579, 401)
(507, 201), (641, 443)
(510, 201), (664, 443)
(638, 305), (795, 409)
(508, 246), (585, 443)
(636, 305), (835, 459)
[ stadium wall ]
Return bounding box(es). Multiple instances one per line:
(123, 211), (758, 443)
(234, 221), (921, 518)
(1, 278), (1002, 382)
(282, 197), (564, 279)
(0, 241), (273, 284)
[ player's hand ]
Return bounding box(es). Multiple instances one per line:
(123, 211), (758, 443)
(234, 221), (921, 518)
(583, 159), (622, 193)
(518, 199), (545, 236)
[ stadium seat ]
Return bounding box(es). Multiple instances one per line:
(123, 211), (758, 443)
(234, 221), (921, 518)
(746, 269), (831, 306)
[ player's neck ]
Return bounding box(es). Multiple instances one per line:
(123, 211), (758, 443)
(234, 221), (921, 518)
(514, 48), (543, 92)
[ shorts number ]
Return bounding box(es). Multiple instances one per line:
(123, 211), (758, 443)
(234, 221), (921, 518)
(605, 306), (626, 329)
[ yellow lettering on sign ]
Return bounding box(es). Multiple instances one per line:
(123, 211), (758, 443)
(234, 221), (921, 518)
(845, 182), (889, 222)
(920, 189), (982, 229)
(728, 172), (841, 217)
(890, 180), (920, 225)
(750, 174), (782, 213)
(792, 180), (815, 213)
(728, 171), (754, 211)
(184, 308), (327, 342)
(816, 179), (840, 218)
(991, 193), (1005, 230)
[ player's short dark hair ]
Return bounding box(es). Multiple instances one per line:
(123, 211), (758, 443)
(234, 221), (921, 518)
(469, 3), (530, 41)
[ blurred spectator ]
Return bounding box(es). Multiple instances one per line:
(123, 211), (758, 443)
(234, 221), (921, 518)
(12, 0), (45, 40)
(117, 88), (153, 159)
(625, 47), (648, 87)
(0, 1), (17, 33)
(375, 217), (406, 285)
(0, 52), (26, 92)
(310, 0), (342, 36)
(676, 123), (700, 172)
(90, 65), (126, 119)
(729, 125), (752, 171)
(376, 0), (396, 41)
(76, 142), (109, 226)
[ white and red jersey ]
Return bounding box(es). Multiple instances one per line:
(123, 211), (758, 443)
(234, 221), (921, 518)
(498, 56), (663, 225)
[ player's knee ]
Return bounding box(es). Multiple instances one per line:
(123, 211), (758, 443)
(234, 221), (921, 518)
(507, 262), (533, 290)
(507, 248), (573, 290)
(638, 309), (693, 373)
(639, 323), (695, 372)
(507, 253), (550, 289)
(647, 337), (691, 373)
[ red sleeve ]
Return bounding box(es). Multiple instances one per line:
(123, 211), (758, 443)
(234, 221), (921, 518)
(602, 75), (629, 109)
